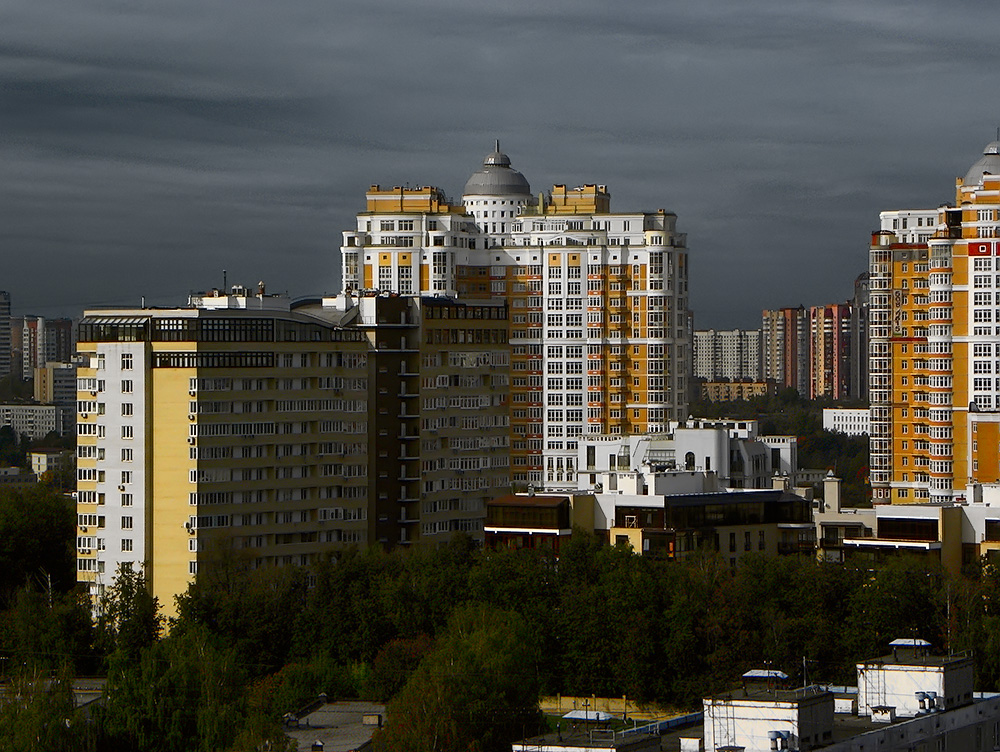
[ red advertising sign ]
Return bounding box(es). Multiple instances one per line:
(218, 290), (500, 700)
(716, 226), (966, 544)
(969, 241), (995, 256)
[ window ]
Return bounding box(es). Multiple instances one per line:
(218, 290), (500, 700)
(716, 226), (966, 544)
(120, 471), (132, 484)
(121, 493), (133, 507)
(121, 425), (133, 440)
(121, 539), (133, 552)
(121, 380), (133, 393)
(121, 402), (133, 417)
(121, 448), (133, 462)
(121, 353), (133, 370)
(121, 516), (133, 530)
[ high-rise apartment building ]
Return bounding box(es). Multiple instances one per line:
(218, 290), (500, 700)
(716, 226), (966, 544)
(869, 140), (1000, 504)
(808, 302), (852, 400)
(341, 145), (690, 489)
(850, 272), (870, 402)
(75, 290), (373, 611)
(19, 316), (75, 377)
(76, 286), (511, 611)
(315, 292), (511, 546)
(692, 328), (761, 382)
(762, 306), (808, 395)
(0, 292), (10, 379)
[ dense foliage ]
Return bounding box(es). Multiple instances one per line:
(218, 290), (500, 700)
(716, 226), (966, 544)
(5, 489), (1000, 752)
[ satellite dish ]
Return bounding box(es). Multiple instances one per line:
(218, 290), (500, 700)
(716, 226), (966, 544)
(594, 482), (603, 493)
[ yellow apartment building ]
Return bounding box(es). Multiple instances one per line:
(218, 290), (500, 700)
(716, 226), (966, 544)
(870, 141), (1000, 504)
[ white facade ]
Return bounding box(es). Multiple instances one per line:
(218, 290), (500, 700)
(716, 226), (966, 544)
(341, 147), (690, 491)
(822, 408), (870, 436)
(0, 403), (64, 439)
(693, 328), (762, 381)
(577, 418), (795, 494)
(703, 687), (834, 752)
(857, 653), (974, 719)
(76, 343), (149, 587)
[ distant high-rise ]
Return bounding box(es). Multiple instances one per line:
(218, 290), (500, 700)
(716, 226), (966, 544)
(692, 328), (761, 382)
(341, 145), (691, 489)
(762, 306), (808, 395)
(0, 292), (10, 379)
(850, 272), (870, 402)
(807, 302), (852, 400)
(18, 316), (75, 377)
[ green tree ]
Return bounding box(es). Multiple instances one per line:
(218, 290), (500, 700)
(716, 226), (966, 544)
(0, 666), (79, 752)
(0, 486), (76, 603)
(373, 605), (543, 752)
(99, 625), (287, 752)
(0, 586), (96, 675)
(97, 566), (163, 664)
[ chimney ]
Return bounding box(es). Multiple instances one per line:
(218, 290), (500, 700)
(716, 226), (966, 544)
(824, 471), (842, 513)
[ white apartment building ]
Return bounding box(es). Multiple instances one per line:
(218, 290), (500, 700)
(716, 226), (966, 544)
(692, 328), (761, 381)
(0, 403), (64, 439)
(341, 144), (691, 489)
(822, 408), (870, 436)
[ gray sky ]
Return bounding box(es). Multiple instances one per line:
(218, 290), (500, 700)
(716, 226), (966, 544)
(3, 0), (999, 328)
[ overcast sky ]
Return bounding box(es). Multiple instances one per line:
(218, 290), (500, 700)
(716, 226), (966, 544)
(3, 0), (999, 328)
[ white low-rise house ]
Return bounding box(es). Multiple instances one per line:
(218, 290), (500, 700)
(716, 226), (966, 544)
(703, 679), (834, 752)
(697, 641), (992, 752)
(822, 408), (870, 436)
(857, 640), (974, 719)
(577, 418), (798, 494)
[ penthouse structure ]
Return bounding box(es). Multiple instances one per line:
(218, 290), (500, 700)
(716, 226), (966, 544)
(341, 144), (690, 489)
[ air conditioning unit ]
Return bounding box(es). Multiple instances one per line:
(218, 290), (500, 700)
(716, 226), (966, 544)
(80, 526), (88, 532)
(118, 485), (125, 491)
(188, 414), (196, 420)
(90, 390), (98, 396)
(81, 413), (88, 418)
(187, 437), (196, 445)
(189, 390), (197, 396)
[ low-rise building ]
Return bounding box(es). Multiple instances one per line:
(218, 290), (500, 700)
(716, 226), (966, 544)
(30, 449), (74, 478)
(486, 487), (816, 564)
(0, 466), (38, 490)
(694, 641), (990, 752)
(0, 403), (65, 439)
(822, 408), (870, 436)
(704, 683), (834, 752)
(577, 419), (799, 493)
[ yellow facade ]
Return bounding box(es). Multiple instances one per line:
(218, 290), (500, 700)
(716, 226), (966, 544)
(75, 304), (371, 617)
(872, 143), (1000, 505)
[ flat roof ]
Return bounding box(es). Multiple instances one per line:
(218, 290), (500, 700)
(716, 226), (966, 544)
(488, 494), (570, 508)
(860, 649), (973, 668)
(708, 685), (832, 704)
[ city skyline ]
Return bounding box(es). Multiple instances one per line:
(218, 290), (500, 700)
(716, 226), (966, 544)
(4, 1), (1000, 326)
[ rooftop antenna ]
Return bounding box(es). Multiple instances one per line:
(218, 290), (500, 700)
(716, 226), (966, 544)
(223, 269), (228, 292)
(495, 139), (500, 152)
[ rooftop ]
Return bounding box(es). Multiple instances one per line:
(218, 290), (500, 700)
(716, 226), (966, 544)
(283, 700), (385, 752)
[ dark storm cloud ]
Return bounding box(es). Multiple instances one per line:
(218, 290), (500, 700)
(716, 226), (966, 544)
(2, 0), (1000, 323)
